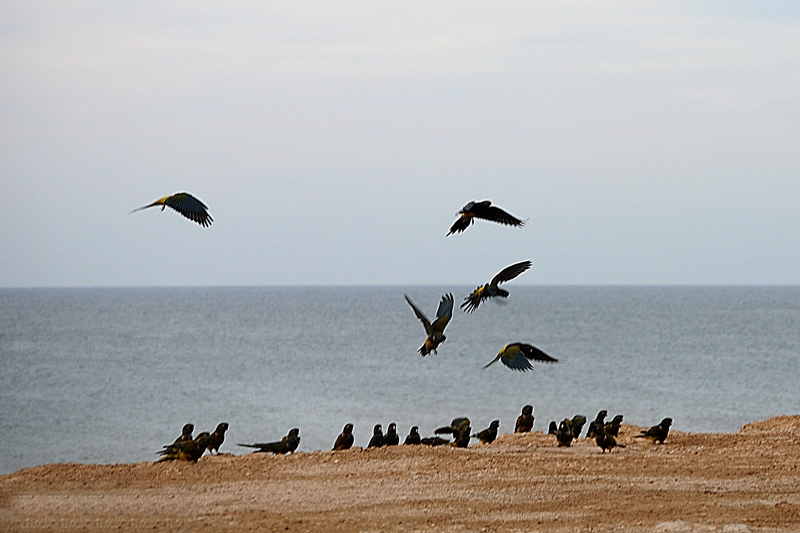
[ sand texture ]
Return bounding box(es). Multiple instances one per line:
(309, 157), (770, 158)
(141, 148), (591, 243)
(2, 416), (799, 532)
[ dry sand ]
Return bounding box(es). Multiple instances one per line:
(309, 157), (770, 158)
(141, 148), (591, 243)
(2, 416), (799, 532)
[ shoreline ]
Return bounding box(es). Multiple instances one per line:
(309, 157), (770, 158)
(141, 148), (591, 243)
(2, 416), (799, 532)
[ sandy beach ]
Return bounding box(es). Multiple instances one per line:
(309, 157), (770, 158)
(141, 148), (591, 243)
(1, 416), (799, 533)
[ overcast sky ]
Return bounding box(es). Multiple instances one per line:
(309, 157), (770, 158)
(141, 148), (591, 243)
(1, 1), (799, 287)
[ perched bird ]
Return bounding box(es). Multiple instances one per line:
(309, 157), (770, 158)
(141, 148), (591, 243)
(473, 420), (500, 444)
(484, 342), (558, 372)
(238, 428), (300, 454)
(384, 423), (400, 446)
(452, 423), (472, 448)
(174, 423), (194, 443)
(636, 418), (673, 444)
(404, 426), (421, 445)
(404, 293), (454, 356)
(333, 423), (355, 451)
(595, 429), (625, 453)
(420, 436), (450, 446)
(204, 422), (229, 454)
(460, 261), (532, 313)
(367, 424), (385, 448)
(556, 419), (574, 447)
(435, 418), (470, 436)
(570, 415), (587, 439)
(586, 410), (608, 439)
(548, 421), (558, 435)
(158, 432), (210, 462)
(604, 415), (624, 437)
(447, 200), (524, 236)
(130, 192), (213, 227)
(515, 405), (534, 433)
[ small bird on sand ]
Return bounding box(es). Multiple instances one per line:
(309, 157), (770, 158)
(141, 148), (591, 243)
(460, 261), (532, 313)
(238, 428), (300, 454)
(404, 426), (421, 445)
(570, 415), (587, 439)
(384, 423), (400, 446)
(473, 420), (500, 444)
(484, 342), (558, 372)
(204, 422), (229, 454)
(404, 293), (454, 356)
(595, 429), (625, 453)
(333, 423), (355, 451)
(556, 419), (574, 447)
(636, 418), (673, 444)
(367, 424), (385, 448)
(131, 192), (213, 227)
(452, 423), (472, 448)
(447, 200), (524, 236)
(548, 421), (558, 435)
(515, 405), (534, 433)
(174, 423), (194, 443)
(604, 415), (624, 437)
(586, 410), (608, 439)
(158, 432), (210, 462)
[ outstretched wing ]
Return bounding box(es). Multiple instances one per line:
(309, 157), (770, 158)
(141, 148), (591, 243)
(501, 345), (534, 372)
(164, 192), (213, 227)
(490, 260), (532, 287)
(404, 295), (432, 334)
(447, 215), (473, 236)
(431, 293), (454, 333)
(518, 343), (558, 363)
(473, 203), (524, 228)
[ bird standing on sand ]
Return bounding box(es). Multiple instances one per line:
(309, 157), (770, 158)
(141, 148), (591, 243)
(333, 423), (355, 451)
(484, 342), (558, 372)
(384, 423), (400, 446)
(130, 192), (213, 227)
(205, 422), (229, 454)
(473, 420), (500, 444)
(460, 261), (532, 313)
(570, 415), (587, 439)
(447, 200), (524, 236)
(452, 423), (472, 448)
(367, 424), (385, 448)
(556, 419), (574, 447)
(604, 415), (624, 437)
(586, 411), (608, 439)
(404, 426), (421, 445)
(595, 429), (625, 453)
(637, 418), (673, 444)
(548, 421), (558, 435)
(515, 405), (534, 433)
(158, 432), (210, 462)
(238, 428), (300, 454)
(404, 293), (454, 356)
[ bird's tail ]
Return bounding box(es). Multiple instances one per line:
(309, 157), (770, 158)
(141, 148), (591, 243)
(483, 355), (501, 369)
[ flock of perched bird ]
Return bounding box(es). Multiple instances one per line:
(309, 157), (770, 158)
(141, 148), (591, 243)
(157, 406), (674, 461)
(135, 193), (673, 462)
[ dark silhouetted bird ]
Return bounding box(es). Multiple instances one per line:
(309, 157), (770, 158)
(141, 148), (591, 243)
(452, 423), (472, 448)
(205, 422), (229, 454)
(158, 432), (210, 462)
(421, 436), (450, 446)
(238, 428), (300, 454)
(131, 192), (213, 227)
(174, 423), (194, 443)
(556, 419), (574, 447)
(595, 429), (625, 453)
(586, 410), (608, 439)
(333, 423), (355, 451)
(548, 421), (558, 435)
(447, 200), (524, 236)
(435, 417), (470, 436)
(484, 342), (558, 372)
(604, 415), (624, 437)
(384, 423), (399, 446)
(460, 261), (532, 313)
(570, 415), (587, 439)
(515, 405), (534, 433)
(405, 293), (454, 356)
(367, 424), (385, 448)
(473, 420), (500, 444)
(636, 418), (673, 444)
(404, 426), (421, 445)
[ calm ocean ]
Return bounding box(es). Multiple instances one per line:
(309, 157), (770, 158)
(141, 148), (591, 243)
(1, 286), (798, 475)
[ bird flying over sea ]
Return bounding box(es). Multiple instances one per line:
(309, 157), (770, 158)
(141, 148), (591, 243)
(461, 260), (532, 313)
(447, 200), (524, 236)
(130, 192), (213, 227)
(483, 342), (558, 372)
(238, 428), (300, 454)
(404, 293), (454, 356)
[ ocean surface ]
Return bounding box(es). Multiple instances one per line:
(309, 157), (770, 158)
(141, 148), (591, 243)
(1, 286), (798, 475)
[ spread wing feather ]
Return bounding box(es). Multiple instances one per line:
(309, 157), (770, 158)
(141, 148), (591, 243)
(490, 260), (532, 287)
(404, 295), (432, 334)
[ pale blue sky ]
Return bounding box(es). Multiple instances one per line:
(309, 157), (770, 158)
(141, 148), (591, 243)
(1, 2), (799, 287)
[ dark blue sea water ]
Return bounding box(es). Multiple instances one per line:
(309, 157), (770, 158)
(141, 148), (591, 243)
(1, 286), (798, 475)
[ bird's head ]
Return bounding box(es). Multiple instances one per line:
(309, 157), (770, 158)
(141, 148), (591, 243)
(458, 201), (475, 215)
(410, 426), (419, 434)
(215, 422), (229, 433)
(344, 423), (353, 434)
(182, 424), (194, 434)
(490, 420), (500, 429)
(373, 424), (382, 434)
(387, 423), (396, 433)
(661, 418), (673, 427)
(288, 428), (300, 438)
(522, 405), (533, 416)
